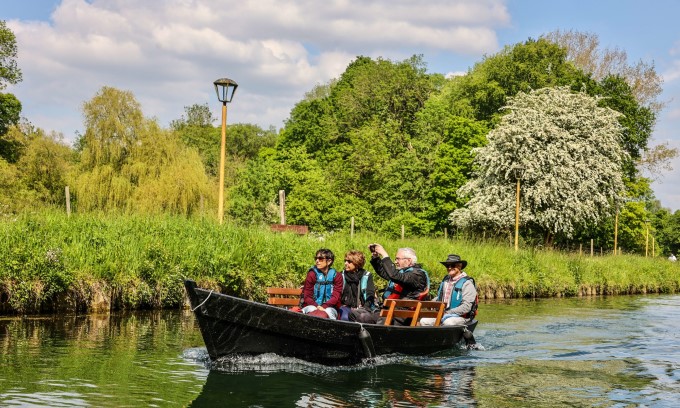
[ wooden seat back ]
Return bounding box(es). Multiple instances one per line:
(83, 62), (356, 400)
(379, 299), (446, 326)
(267, 287), (302, 308)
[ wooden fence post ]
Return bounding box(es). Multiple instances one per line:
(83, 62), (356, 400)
(444, 227), (448, 239)
(351, 216), (355, 238)
(590, 239), (593, 257)
(65, 186), (71, 217)
(401, 225), (405, 240)
(279, 190), (286, 225)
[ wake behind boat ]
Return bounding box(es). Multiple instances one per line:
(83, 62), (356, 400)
(185, 280), (478, 365)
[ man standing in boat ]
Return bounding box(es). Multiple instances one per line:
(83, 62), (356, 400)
(301, 248), (344, 319)
(350, 244), (429, 324)
(420, 254), (478, 326)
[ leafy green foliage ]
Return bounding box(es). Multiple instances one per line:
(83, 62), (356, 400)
(0, 92), (20, 137)
(2, 212), (679, 314)
(0, 20), (22, 90)
(17, 130), (74, 205)
(233, 55), (484, 234)
(442, 38), (592, 125)
(653, 207), (680, 255)
(0, 121), (75, 215)
(172, 104), (221, 177)
(593, 75), (655, 176)
(74, 87), (211, 215)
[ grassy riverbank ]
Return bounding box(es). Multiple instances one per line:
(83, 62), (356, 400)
(1, 212), (678, 314)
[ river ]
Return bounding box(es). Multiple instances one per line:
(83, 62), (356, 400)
(1, 294), (679, 407)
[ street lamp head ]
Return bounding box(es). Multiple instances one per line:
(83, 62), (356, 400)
(214, 77), (238, 103)
(511, 164), (525, 180)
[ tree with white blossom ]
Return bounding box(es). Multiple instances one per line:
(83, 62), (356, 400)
(450, 86), (628, 244)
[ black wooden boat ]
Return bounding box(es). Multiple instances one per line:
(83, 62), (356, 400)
(185, 280), (478, 365)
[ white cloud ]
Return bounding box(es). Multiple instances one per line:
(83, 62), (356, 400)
(6, 0), (509, 142)
(446, 71), (467, 78)
(662, 60), (680, 83)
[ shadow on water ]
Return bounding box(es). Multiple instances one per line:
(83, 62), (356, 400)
(188, 353), (478, 407)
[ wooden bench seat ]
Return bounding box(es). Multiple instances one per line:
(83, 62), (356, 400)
(379, 299), (446, 326)
(267, 287), (302, 308)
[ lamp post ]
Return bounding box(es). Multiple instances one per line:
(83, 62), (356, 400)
(512, 165), (525, 252)
(613, 209), (619, 255)
(645, 218), (650, 257)
(213, 77), (238, 224)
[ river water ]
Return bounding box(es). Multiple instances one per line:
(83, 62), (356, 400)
(1, 295), (679, 407)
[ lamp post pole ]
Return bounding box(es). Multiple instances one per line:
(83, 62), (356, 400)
(514, 177), (521, 251)
(217, 101), (228, 224)
(213, 78), (238, 225)
(513, 165), (524, 252)
(613, 209), (619, 255)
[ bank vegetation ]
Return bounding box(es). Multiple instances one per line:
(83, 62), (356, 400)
(1, 213), (678, 315)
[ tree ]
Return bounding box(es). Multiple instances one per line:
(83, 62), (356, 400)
(0, 120), (73, 213)
(544, 29), (664, 114)
(414, 89), (489, 231)
(172, 104), (277, 177)
(442, 38), (592, 125)
(450, 87), (628, 243)
(16, 128), (74, 205)
(0, 92), (20, 137)
(79, 86), (144, 172)
(593, 75), (655, 178)
(170, 103), (215, 129)
(0, 20), (22, 90)
(172, 103), (221, 177)
(654, 208), (680, 256)
(0, 21), (22, 138)
(0, 115), (29, 163)
(74, 87), (210, 214)
(262, 55), (440, 233)
(227, 123), (278, 159)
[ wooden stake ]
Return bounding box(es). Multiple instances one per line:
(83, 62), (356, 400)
(279, 190), (286, 225)
(65, 186), (71, 217)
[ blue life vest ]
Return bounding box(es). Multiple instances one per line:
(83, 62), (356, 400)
(313, 267), (337, 305)
(359, 272), (370, 303)
(341, 270), (371, 305)
(438, 276), (478, 318)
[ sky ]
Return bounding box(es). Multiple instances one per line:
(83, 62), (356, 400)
(1, 0), (679, 211)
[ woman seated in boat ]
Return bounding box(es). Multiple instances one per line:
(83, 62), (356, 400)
(338, 250), (376, 321)
(420, 254), (478, 326)
(300, 248), (344, 319)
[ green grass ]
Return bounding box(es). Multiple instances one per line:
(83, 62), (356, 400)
(1, 211), (678, 314)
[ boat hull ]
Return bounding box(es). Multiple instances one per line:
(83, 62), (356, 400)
(185, 280), (477, 365)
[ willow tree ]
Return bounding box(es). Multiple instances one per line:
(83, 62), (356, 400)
(450, 87), (628, 244)
(74, 87), (210, 214)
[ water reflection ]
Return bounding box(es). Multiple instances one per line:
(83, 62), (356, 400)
(0, 311), (207, 407)
(190, 357), (477, 407)
(1, 295), (680, 407)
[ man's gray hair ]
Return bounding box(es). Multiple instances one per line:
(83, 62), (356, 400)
(398, 247), (417, 264)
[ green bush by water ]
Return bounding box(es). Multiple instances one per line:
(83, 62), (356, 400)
(1, 212), (678, 314)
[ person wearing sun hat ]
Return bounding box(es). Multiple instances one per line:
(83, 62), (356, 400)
(420, 254), (478, 326)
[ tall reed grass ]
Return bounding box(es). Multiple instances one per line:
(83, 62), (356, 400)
(1, 212), (678, 314)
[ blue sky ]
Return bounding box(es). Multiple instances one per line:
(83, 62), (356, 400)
(1, 0), (679, 211)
